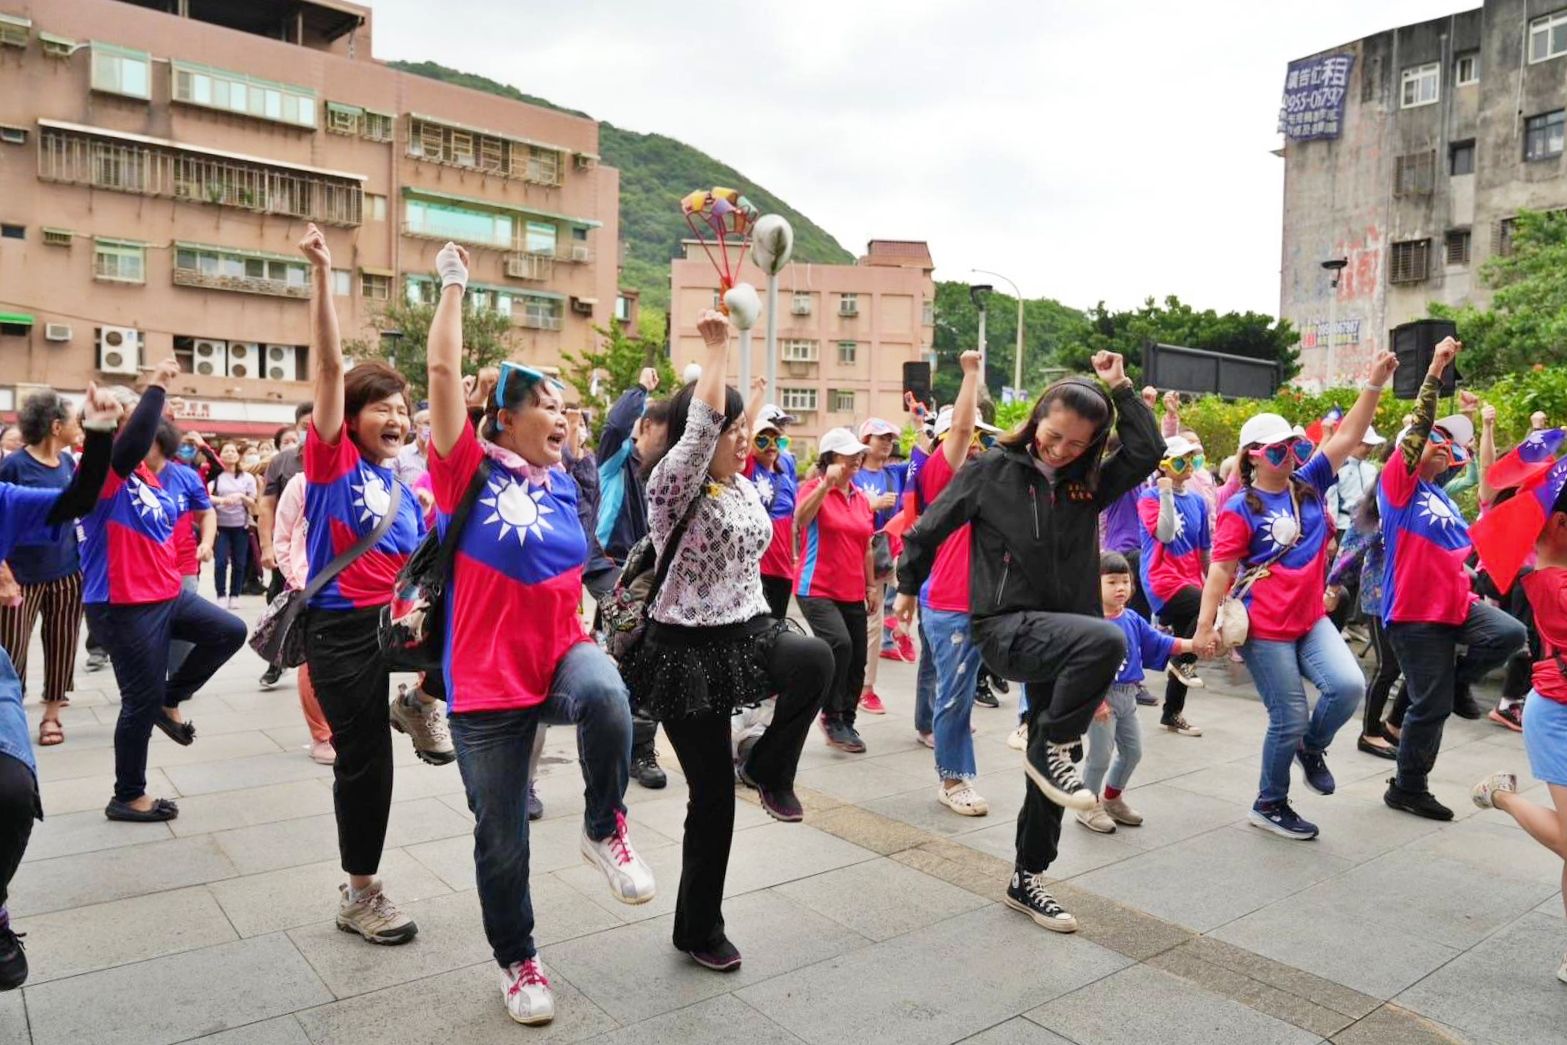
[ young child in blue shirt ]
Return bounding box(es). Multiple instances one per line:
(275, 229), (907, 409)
(1078, 552), (1195, 834)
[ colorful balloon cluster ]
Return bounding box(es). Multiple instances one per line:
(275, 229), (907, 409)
(681, 187), (760, 295)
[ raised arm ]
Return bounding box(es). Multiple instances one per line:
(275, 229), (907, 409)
(49, 382), (124, 521)
(427, 242), (470, 458)
(942, 350), (984, 472)
(299, 224), (344, 439)
(1094, 352), (1163, 505)
(1161, 390), (1181, 438)
(598, 382), (650, 461)
(693, 310), (728, 415)
(1477, 403), (1499, 505)
(1318, 349), (1398, 471)
(1395, 337), (1458, 474)
(112, 363), (175, 478)
(646, 312), (731, 540)
(745, 376), (767, 435)
(895, 455), (986, 606)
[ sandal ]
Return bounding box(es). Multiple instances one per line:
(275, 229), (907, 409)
(154, 715), (196, 747)
(105, 797), (179, 822)
(37, 720), (64, 747)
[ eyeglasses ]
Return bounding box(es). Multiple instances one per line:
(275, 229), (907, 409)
(752, 433), (791, 452)
(971, 431), (997, 449)
(1249, 438), (1313, 468)
(1161, 453), (1206, 475)
(1430, 426), (1469, 461)
(494, 362), (561, 407)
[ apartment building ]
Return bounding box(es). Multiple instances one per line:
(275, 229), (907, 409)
(669, 239), (935, 455)
(0, 0), (620, 437)
(1280, 1), (1567, 386)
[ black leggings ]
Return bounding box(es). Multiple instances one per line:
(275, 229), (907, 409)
(0, 753), (36, 912)
(796, 596), (868, 725)
(1367, 615), (1405, 735)
(660, 629), (831, 950)
(1156, 584), (1201, 721)
(761, 575), (793, 621)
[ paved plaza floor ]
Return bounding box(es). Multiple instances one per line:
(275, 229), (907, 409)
(2, 599), (1562, 1044)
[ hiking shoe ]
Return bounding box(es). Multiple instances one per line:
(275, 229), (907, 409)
(1249, 799), (1319, 840)
(973, 678), (1000, 708)
(501, 958), (554, 1025)
(308, 739), (336, 766)
(1006, 723), (1028, 750)
(336, 880), (418, 944)
(1102, 795), (1143, 826)
(1383, 779), (1454, 821)
(527, 783), (544, 821)
(1471, 771), (1518, 810)
(258, 664), (284, 691)
(738, 761), (804, 822)
(1488, 703), (1524, 733)
(0, 927), (27, 991)
(1023, 740), (1095, 811)
(685, 937), (742, 971)
(1004, 870), (1078, 933)
(859, 691), (886, 715)
(1162, 716), (1202, 737)
(1075, 802), (1117, 833)
(631, 750), (667, 789)
(1452, 684), (1483, 720)
(581, 811), (655, 904)
(388, 693), (455, 766)
(821, 717), (867, 754)
(1166, 660), (1204, 689)
(85, 650), (107, 672)
(937, 783), (989, 817)
(1296, 747), (1336, 795)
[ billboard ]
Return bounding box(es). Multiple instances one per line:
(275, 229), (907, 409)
(1278, 53), (1355, 141)
(1141, 342), (1282, 400)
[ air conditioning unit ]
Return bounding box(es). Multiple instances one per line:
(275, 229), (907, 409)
(227, 341), (259, 379)
(573, 153), (595, 170)
(44, 323), (71, 342)
(264, 344), (298, 381)
(97, 326), (140, 374)
(570, 244), (592, 262)
(791, 302), (811, 316)
(191, 338), (228, 377)
(570, 297), (595, 315)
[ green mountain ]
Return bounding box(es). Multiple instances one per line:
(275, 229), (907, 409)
(387, 60), (855, 311)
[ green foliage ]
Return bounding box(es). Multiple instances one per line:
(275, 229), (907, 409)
(559, 321), (677, 420)
(345, 295), (515, 404)
(1076, 295), (1300, 383)
(1429, 209), (1567, 382)
(389, 60), (855, 312)
(930, 282), (1088, 405)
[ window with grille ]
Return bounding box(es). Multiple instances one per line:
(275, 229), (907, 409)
(1394, 151), (1436, 196)
(791, 291), (812, 315)
(837, 341), (857, 364)
(1450, 140), (1475, 176)
(362, 111), (393, 142)
(1389, 239), (1430, 284)
(1444, 229), (1471, 265)
(781, 339), (818, 362)
(780, 388), (818, 412)
(1531, 10), (1567, 63)
(360, 272), (390, 300)
(42, 228), (71, 247)
(1525, 110), (1565, 161)
(831, 390), (856, 413)
(1400, 63), (1439, 108)
(94, 239), (145, 283)
(839, 293), (859, 316)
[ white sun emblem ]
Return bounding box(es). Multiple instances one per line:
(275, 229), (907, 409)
(1417, 492), (1461, 531)
(482, 475), (553, 547)
(351, 474), (391, 525)
(129, 478), (166, 524)
(1169, 506), (1186, 541)
(753, 472), (775, 506)
(1261, 509), (1299, 550)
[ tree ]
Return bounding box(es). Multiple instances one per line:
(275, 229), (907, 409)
(1075, 296), (1300, 382)
(1429, 208), (1567, 383)
(929, 281), (1090, 405)
(560, 321), (677, 419)
(346, 294), (516, 403)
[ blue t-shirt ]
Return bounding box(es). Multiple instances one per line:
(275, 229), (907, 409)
(0, 449), (79, 584)
(853, 463), (910, 531)
(1108, 607), (1176, 684)
(0, 483), (73, 775)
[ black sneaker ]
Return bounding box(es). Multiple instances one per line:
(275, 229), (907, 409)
(821, 717), (867, 754)
(685, 936), (742, 971)
(1452, 683), (1483, 720)
(1249, 799), (1318, 839)
(1383, 779), (1454, 821)
(989, 673), (1010, 695)
(1023, 740), (1095, 810)
(527, 783), (544, 821)
(258, 664), (284, 691)
(0, 927), (27, 991)
(1296, 747), (1336, 795)
(737, 760), (804, 823)
(631, 751), (667, 790)
(973, 677), (1000, 709)
(1004, 870), (1078, 933)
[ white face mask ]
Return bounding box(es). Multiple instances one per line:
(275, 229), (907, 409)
(241, 454), (260, 469)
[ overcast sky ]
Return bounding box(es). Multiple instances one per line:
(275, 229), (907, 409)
(372, 0), (1464, 316)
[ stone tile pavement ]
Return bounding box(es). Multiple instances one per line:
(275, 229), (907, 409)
(2, 598), (1563, 1043)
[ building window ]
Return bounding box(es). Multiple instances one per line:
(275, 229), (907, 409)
(0, 224), (22, 240)
(172, 62), (316, 129)
(0, 13), (30, 49)
(404, 198), (513, 248)
(365, 193), (387, 222)
(407, 116), (566, 185)
(173, 244), (309, 297)
(1394, 151), (1436, 196)
(921, 299), (934, 325)
(1400, 62), (1440, 108)
(1531, 10), (1567, 63)
(331, 268), (351, 296)
(0, 322), (28, 338)
(1444, 229), (1472, 266)
(363, 110), (394, 142)
(90, 44), (151, 100)
(1449, 139), (1475, 176)
(838, 293), (860, 317)
(1455, 51), (1479, 85)
(1525, 110), (1566, 161)
(524, 221), (557, 256)
(831, 389), (856, 414)
(791, 291), (812, 316)
(614, 295), (631, 321)
(780, 387), (818, 412)
(93, 239), (146, 283)
(1496, 217), (1517, 257)
(360, 271), (391, 301)
(837, 340), (857, 365)
(41, 228), (71, 247)
(1389, 239), (1431, 284)
(781, 339), (819, 362)
(0, 126), (25, 145)
(519, 296), (562, 330)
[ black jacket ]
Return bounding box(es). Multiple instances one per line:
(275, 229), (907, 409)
(896, 382), (1163, 621)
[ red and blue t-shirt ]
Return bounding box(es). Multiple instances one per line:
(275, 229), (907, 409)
(1212, 453), (1336, 642)
(853, 463), (910, 531)
(1377, 451), (1475, 626)
(1137, 486), (1210, 613)
(158, 461), (211, 577)
(303, 422), (425, 611)
(796, 477), (874, 602)
(915, 450), (972, 614)
(429, 426), (589, 713)
(80, 464), (183, 605)
(745, 452), (798, 580)
(1524, 567), (1567, 705)
(1109, 607), (1176, 684)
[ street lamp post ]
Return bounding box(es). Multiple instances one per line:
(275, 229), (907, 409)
(1320, 258), (1348, 387)
(969, 283), (993, 370)
(973, 269), (1024, 396)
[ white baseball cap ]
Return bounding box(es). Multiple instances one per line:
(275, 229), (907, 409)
(753, 403), (796, 434)
(1163, 434), (1198, 458)
(1433, 414), (1474, 447)
(1361, 425), (1387, 446)
(932, 406), (1002, 440)
(858, 417), (899, 439)
(1237, 412), (1295, 448)
(818, 427), (870, 457)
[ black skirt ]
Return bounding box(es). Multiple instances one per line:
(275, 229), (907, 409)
(622, 614), (800, 722)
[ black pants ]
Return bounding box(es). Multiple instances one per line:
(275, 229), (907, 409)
(305, 607), (395, 876)
(1156, 585), (1201, 722)
(1123, 547), (1152, 620)
(1366, 615), (1405, 735)
(265, 564), (286, 603)
(796, 596), (868, 726)
(0, 754), (37, 911)
(761, 575), (793, 621)
(660, 629), (831, 950)
(974, 611), (1123, 874)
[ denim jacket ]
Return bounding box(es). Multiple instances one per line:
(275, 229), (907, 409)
(0, 651), (33, 776)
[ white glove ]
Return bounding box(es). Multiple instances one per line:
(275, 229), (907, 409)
(436, 242), (468, 291)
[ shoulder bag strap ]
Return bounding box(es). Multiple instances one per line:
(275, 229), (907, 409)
(1232, 482), (1303, 599)
(646, 486), (706, 605)
(435, 458), (492, 575)
(300, 477), (405, 605)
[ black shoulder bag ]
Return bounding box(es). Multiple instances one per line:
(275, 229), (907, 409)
(600, 490), (705, 663)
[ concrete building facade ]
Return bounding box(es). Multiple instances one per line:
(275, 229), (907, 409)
(669, 239), (935, 455)
(0, 0), (620, 437)
(1281, 1), (1567, 386)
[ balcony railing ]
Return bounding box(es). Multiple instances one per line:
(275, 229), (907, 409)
(518, 313), (563, 331)
(506, 252), (555, 281)
(172, 267), (310, 299)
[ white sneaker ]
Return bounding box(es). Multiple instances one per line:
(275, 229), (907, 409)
(1471, 771), (1518, 810)
(388, 691), (455, 766)
(1162, 716), (1203, 737)
(308, 739), (336, 765)
(1006, 723), (1028, 751)
(1075, 801), (1117, 833)
(937, 783), (989, 817)
(581, 810), (655, 904)
(501, 958), (554, 1025)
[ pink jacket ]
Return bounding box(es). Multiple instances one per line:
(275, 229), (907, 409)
(273, 472), (311, 591)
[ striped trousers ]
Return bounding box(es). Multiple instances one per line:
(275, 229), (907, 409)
(0, 571), (84, 702)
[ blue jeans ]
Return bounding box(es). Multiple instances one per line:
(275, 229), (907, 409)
(1084, 683), (1144, 794)
(447, 642), (632, 968)
(915, 616), (936, 735)
(1241, 616), (1364, 805)
(925, 608), (980, 780)
(212, 526), (249, 598)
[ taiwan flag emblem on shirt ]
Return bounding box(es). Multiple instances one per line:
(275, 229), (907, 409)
(80, 465), (182, 605)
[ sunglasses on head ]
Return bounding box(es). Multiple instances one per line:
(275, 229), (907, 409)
(494, 362), (562, 407)
(971, 431), (997, 449)
(1161, 453), (1206, 475)
(1250, 438), (1313, 468)
(752, 433), (791, 452)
